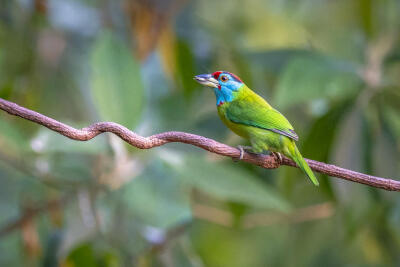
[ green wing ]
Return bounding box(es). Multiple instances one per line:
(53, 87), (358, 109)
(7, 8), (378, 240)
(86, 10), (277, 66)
(226, 98), (299, 141)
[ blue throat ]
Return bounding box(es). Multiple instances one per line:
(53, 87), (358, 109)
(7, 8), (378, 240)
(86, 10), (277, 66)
(213, 87), (235, 106)
(214, 83), (245, 106)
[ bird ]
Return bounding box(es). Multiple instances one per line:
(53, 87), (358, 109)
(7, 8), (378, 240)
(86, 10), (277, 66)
(194, 71), (319, 186)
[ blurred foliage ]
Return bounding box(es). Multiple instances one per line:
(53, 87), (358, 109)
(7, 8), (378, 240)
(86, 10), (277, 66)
(0, 0), (400, 266)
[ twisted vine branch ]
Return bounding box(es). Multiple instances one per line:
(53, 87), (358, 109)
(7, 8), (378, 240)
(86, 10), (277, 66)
(1, 97), (399, 191)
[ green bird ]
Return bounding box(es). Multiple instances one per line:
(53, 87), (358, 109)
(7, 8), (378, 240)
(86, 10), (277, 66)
(194, 71), (319, 186)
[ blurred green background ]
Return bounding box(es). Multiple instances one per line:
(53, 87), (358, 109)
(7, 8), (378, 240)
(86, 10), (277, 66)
(1, 0), (400, 266)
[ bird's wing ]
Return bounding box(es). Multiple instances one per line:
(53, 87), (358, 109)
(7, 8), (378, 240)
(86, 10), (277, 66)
(226, 98), (299, 141)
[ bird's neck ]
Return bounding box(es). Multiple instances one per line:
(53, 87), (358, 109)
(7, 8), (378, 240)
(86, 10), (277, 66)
(216, 85), (273, 110)
(213, 85), (245, 106)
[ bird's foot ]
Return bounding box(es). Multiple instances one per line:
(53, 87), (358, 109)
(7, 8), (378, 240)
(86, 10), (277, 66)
(270, 152), (283, 164)
(233, 145), (253, 162)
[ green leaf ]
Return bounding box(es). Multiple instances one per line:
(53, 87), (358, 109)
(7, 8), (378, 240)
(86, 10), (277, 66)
(175, 39), (196, 99)
(90, 32), (144, 128)
(275, 54), (362, 109)
(109, 160), (192, 229)
(247, 49), (314, 74)
(0, 234), (21, 266)
(382, 104), (400, 141)
(0, 168), (20, 224)
(359, 0), (373, 38)
(65, 242), (121, 267)
(375, 105), (400, 178)
(301, 99), (354, 199)
(0, 118), (28, 152)
(176, 155), (290, 212)
(66, 243), (97, 267)
(379, 87), (400, 143)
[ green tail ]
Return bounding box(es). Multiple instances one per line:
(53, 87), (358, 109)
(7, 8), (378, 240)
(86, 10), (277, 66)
(287, 143), (319, 186)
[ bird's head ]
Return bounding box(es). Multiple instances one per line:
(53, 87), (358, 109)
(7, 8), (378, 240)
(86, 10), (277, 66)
(194, 71), (244, 106)
(194, 71), (244, 91)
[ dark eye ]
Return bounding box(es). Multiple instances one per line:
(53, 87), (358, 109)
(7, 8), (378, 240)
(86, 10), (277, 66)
(221, 75), (228, 82)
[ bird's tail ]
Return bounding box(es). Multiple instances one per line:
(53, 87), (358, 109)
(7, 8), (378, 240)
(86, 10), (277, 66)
(286, 142), (319, 186)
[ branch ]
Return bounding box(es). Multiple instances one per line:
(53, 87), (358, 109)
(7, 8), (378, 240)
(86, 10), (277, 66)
(1, 97), (399, 191)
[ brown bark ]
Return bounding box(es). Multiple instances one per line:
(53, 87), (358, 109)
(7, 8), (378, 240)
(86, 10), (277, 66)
(1, 97), (399, 191)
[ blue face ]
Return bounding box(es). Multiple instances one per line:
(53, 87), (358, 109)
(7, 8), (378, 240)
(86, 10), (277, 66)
(213, 72), (244, 106)
(194, 71), (245, 106)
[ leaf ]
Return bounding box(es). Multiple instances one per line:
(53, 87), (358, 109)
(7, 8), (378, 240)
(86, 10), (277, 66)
(359, 0), (373, 38)
(0, 234), (21, 266)
(42, 231), (64, 267)
(246, 49), (314, 74)
(382, 104), (400, 142)
(64, 242), (121, 267)
(301, 99), (355, 199)
(47, 153), (95, 183)
(108, 159), (192, 229)
(0, 167), (20, 225)
(175, 39), (196, 99)
(371, 105), (400, 179)
(176, 155), (290, 212)
(379, 88), (400, 143)
(275, 54), (362, 109)
(0, 118), (28, 153)
(90, 32), (144, 128)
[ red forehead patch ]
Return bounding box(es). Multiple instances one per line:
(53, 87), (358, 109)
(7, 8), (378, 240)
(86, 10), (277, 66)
(212, 71), (242, 83)
(212, 71), (223, 79)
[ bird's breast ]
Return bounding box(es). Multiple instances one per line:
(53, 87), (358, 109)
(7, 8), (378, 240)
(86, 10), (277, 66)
(217, 104), (251, 139)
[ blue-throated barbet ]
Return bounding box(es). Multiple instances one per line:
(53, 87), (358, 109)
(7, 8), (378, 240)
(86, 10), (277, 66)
(194, 71), (318, 186)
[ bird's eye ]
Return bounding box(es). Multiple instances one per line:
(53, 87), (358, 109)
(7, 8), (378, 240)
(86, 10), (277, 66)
(220, 75), (228, 82)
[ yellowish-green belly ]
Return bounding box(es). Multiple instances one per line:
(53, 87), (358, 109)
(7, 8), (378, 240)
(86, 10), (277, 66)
(217, 108), (250, 139)
(217, 105), (290, 153)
